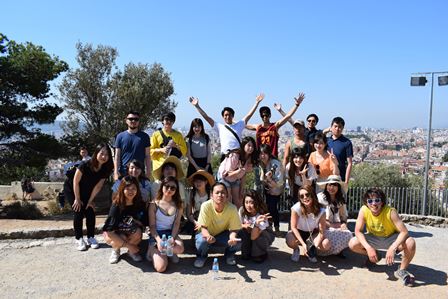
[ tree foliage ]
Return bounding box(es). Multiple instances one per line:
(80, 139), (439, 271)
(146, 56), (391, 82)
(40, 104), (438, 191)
(350, 162), (423, 188)
(58, 43), (175, 150)
(0, 33), (68, 184)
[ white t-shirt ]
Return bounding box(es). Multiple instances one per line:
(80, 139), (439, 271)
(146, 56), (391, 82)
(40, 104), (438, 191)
(214, 120), (245, 154)
(291, 202), (325, 231)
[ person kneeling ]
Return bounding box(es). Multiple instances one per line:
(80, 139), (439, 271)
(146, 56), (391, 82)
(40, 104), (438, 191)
(147, 176), (185, 273)
(348, 188), (416, 286)
(194, 182), (242, 268)
(103, 176), (147, 264)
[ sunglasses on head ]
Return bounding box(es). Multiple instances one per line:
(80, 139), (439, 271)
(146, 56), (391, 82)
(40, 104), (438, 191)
(164, 184), (177, 191)
(127, 117), (140, 122)
(367, 198), (382, 205)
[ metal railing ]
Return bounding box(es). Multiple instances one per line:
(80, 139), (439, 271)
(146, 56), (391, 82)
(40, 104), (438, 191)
(277, 187), (448, 218)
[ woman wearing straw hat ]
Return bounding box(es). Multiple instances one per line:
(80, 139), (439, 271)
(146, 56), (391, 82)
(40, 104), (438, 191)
(184, 170), (215, 237)
(150, 156), (186, 203)
(316, 175), (352, 257)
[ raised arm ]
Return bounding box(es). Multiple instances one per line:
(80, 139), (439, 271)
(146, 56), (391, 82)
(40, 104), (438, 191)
(273, 103), (295, 126)
(275, 92), (305, 128)
(242, 93), (264, 124)
(189, 97), (215, 127)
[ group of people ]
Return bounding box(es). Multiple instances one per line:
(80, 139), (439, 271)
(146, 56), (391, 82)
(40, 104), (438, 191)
(62, 93), (416, 286)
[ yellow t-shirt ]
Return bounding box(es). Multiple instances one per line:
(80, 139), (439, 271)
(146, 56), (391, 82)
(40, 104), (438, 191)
(197, 200), (241, 236)
(362, 205), (398, 237)
(150, 129), (187, 171)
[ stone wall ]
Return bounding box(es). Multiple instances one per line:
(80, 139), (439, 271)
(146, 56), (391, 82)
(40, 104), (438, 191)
(0, 181), (64, 200)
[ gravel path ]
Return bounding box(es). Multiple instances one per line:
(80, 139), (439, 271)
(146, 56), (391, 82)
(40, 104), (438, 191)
(0, 223), (446, 299)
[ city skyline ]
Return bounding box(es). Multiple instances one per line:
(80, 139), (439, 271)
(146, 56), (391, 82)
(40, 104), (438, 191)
(3, 1), (448, 129)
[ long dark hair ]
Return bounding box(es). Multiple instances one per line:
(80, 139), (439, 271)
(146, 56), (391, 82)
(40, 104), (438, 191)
(323, 183), (346, 206)
(113, 176), (144, 211)
(288, 147), (309, 201)
(189, 174), (211, 209)
(126, 159), (147, 183)
(241, 189), (269, 218)
(240, 136), (259, 166)
(89, 143), (114, 174)
(186, 118), (209, 140)
(259, 143), (276, 167)
(155, 176), (183, 209)
(298, 185), (322, 217)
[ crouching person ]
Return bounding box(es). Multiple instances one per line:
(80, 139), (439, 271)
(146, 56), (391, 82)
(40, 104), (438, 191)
(103, 176), (147, 264)
(194, 182), (242, 268)
(348, 188), (416, 286)
(147, 176), (185, 273)
(238, 190), (275, 263)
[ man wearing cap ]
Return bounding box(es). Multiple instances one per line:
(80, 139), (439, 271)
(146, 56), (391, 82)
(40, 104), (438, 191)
(246, 92), (305, 158)
(114, 111), (151, 181)
(189, 94), (264, 160)
(150, 112), (187, 171)
(282, 120), (310, 167)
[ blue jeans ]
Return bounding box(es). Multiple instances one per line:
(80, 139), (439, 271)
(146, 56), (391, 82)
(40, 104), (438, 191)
(195, 231), (241, 258)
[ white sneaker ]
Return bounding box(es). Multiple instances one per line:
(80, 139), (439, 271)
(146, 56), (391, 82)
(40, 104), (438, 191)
(291, 248), (300, 262)
(76, 238), (87, 251)
(87, 237), (99, 249)
(109, 249), (120, 264)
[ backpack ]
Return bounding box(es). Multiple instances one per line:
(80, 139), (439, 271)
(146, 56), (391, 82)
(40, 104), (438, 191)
(158, 129), (182, 158)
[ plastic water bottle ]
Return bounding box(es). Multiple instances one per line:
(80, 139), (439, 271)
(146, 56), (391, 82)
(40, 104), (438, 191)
(212, 257), (219, 280)
(166, 235), (174, 257)
(161, 234), (167, 255)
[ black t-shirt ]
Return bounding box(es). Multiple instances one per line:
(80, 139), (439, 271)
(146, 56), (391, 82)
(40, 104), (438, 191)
(76, 161), (110, 202)
(102, 202), (147, 231)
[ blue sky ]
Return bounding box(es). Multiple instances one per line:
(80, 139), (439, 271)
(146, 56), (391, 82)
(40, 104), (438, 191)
(3, 0), (448, 130)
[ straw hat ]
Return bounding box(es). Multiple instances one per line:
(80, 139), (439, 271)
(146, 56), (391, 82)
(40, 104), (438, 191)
(316, 175), (347, 192)
(153, 156), (185, 180)
(187, 169), (215, 187)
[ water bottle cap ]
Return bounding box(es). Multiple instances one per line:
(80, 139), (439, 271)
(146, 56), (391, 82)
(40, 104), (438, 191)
(162, 234), (166, 238)
(213, 258), (218, 262)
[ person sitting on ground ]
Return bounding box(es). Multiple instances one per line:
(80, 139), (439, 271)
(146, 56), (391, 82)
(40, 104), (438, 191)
(194, 182), (242, 268)
(150, 112), (187, 171)
(112, 159), (152, 203)
(245, 92), (305, 158)
(238, 190), (275, 263)
(286, 185), (330, 263)
(103, 176), (147, 264)
(185, 118), (213, 177)
(348, 188), (416, 286)
(184, 170), (215, 237)
(259, 144), (284, 235)
(316, 175), (352, 257)
(146, 176), (184, 272)
(189, 94), (263, 161)
(286, 147), (317, 204)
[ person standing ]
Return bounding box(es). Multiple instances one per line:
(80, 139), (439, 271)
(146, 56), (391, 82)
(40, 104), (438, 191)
(189, 94), (263, 160)
(114, 111), (151, 181)
(65, 143), (114, 251)
(326, 117), (353, 185)
(150, 112), (187, 171)
(245, 92), (305, 158)
(185, 118), (212, 177)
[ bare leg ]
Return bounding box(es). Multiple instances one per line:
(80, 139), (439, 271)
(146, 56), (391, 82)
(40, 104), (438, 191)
(397, 237), (416, 270)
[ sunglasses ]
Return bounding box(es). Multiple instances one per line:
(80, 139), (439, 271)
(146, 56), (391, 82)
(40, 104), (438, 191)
(315, 164), (320, 175)
(261, 114), (270, 118)
(307, 119), (317, 123)
(164, 184), (177, 191)
(299, 193), (311, 199)
(367, 198), (382, 205)
(127, 118), (140, 122)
